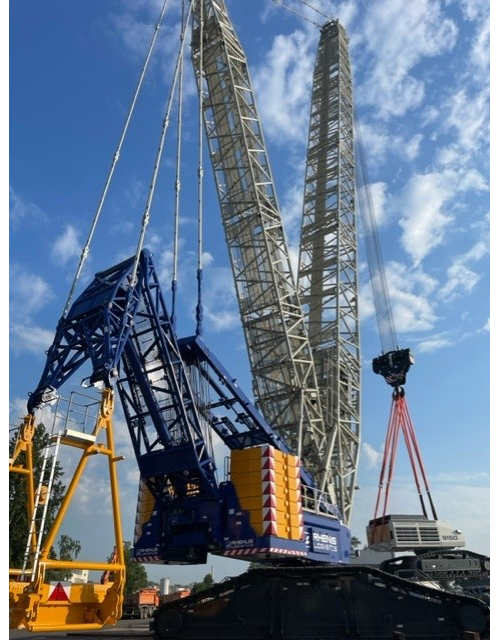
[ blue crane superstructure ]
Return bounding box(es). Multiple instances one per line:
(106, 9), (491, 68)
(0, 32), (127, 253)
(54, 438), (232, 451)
(27, 249), (349, 567)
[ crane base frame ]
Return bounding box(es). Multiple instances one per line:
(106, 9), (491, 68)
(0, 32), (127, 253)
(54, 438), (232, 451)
(150, 565), (489, 640)
(10, 582), (122, 632)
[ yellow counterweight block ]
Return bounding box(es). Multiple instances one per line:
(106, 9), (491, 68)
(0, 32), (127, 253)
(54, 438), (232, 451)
(133, 479), (157, 540)
(230, 445), (304, 540)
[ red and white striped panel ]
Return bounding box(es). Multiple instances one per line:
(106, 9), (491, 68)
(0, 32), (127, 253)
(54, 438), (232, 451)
(261, 447), (279, 535)
(223, 547), (307, 557)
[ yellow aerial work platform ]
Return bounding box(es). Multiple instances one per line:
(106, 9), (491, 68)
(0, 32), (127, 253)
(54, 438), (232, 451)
(9, 388), (126, 632)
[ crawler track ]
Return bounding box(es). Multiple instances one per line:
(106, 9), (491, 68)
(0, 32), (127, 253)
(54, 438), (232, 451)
(151, 565), (489, 639)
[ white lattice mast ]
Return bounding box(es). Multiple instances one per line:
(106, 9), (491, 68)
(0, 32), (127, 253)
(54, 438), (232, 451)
(190, 0), (329, 490)
(297, 20), (360, 525)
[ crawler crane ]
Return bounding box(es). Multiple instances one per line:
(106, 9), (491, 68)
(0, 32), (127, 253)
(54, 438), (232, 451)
(9, 1), (489, 638)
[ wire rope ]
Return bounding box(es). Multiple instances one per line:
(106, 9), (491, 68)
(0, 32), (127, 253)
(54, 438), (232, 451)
(194, 0), (205, 337)
(128, 2), (195, 290)
(295, 0), (332, 21)
(271, 0), (322, 28)
(61, 0), (170, 318)
(171, 0), (189, 332)
(354, 108), (398, 355)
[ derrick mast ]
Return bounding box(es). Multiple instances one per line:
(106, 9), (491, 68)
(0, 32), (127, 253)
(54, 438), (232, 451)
(190, 1), (328, 489)
(298, 20), (360, 525)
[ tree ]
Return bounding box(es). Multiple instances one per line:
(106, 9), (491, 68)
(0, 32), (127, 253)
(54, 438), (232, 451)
(45, 534), (83, 582)
(191, 572), (214, 594)
(123, 541), (149, 594)
(350, 535), (363, 558)
(351, 536), (362, 552)
(9, 422), (71, 569)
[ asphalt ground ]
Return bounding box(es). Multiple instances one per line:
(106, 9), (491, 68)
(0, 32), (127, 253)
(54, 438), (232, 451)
(9, 619), (152, 640)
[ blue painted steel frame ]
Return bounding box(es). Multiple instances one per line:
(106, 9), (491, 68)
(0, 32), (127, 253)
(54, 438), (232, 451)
(26, 249), (350, 565)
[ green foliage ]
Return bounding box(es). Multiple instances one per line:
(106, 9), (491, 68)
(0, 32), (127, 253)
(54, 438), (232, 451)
(123, 541), (149, 594)
(191, 572), (214, 594)
(9, 423), (69, 569)
(45, 534), (83, 582)
(351, 536), (362, 551)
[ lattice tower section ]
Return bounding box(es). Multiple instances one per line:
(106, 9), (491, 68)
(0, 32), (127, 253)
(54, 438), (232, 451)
(297, 20), (360, 525)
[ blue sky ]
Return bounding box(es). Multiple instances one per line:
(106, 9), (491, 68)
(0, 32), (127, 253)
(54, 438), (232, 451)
(9, 0), (490, 587)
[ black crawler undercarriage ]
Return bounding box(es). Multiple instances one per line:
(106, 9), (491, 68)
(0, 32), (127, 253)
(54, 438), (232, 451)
(150, 564), (490, 640)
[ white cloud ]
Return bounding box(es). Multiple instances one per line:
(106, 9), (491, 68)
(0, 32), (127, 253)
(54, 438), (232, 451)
(9, 397), (30, 427)
(396, 173), (454, 264)
(124, 178), (146, 210)
(9, 264), (55, 316)
(356, 0), (458, 119)
(361, 442), (382, 469)
(443, 87), (489, 150)
(110, 220), (135, 236)
(202, 266), (240, 333)
(415, 332), (454, 354)
(69, 472), (116, 515)
(358, 260), (440, 337)
(469, 14), (490, 72)
(9, 186), (47, 229)
(9, 322), (57, 356)
(420, 104), (440, 127)
(9, 264), (59, 358)
(107, 0), (195, 128)
(358, 279), (376, 325)
(416, 306), (490, 352)
(448, 167), (487, 194)
(253, 29), (314, 144)
(439, 261), (480, 300)
(355, 123), (422, 178)
(156, 245), (175, 286)
(288, 244), (300, 282)
(355, 122), (391, 167)
(153, 238), (240, 334)
(358, 258), (440, 343)
(280, 179), (306, 254)
(109, 2), (177, 60)
(50, 225), (81, 266)
(435, 144), (466, 168)
(438, 236), (489, 302)
(386, 262), (439, 334)
(366, 181), (389, 227)
(458, 0), (489, 22)
(404, 134), (423, 161)
(432, 210), (489, 302)
(435, 470), (489, 483)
